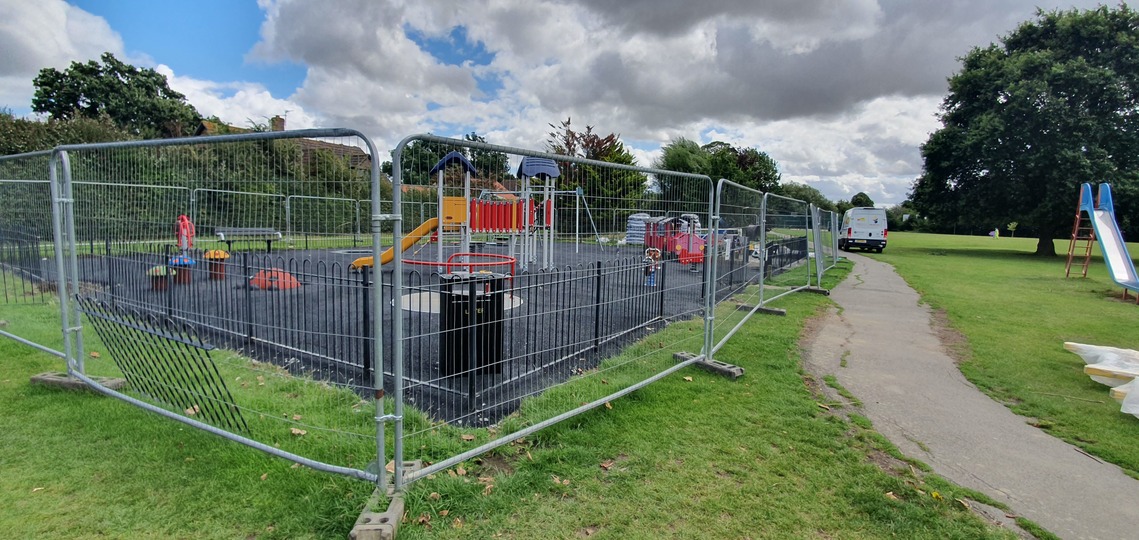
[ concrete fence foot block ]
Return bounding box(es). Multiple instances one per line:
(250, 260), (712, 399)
(30, 372), (125, 391)
(674, 352), (745, 379)
(350, 491), (404, 540)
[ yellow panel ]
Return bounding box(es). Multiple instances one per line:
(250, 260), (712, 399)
(442, 196), (467, 225)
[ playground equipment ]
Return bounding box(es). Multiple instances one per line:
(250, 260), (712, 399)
(349, 152), (594, 273)
(642, 213), (705, 266)
(350, 217), (439, 270)
(1065, 183), (1139, 299)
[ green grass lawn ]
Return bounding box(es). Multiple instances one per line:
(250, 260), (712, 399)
(0, 255), (1033, 539)
(875, 232), (1139, 476)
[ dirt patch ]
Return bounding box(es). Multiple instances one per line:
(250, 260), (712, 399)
(475, 454), (515, 476)
(929, 308), (972, 365)
(866, 448), (912, 478)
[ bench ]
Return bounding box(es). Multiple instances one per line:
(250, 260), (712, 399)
(215, 227), (282, 253)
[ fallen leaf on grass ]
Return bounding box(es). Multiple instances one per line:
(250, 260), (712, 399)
(290, 427), (307, 436)
(185, 405), (200, 416)
(456, 466), (467, 476)
(89, 351), (101, 358)
(955, 498), (970, 510)
(291, 463), (301, 469)
(31, 487), (44, 493)
(600, 460), (614, 471)
(439, 510), (449, 517)
(483, 484), (494, 496)
(416, 513), (432, 529)
(260, 473), (268, 481)
(452, 518), (464, 529)
(429, 492), (441, 501)
(604, 401), (613, 410)
(385, 460), (395, 473)
(931, 491), (943, 501)
(683, 376), (693, 382)
(816, 402), (831, 411)
(461, 434), (476, 441)
(884, 491), (898, 500)
(292, 414), (302, 421)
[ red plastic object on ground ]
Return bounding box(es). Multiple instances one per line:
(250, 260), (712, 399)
(249, 268), (300, 290)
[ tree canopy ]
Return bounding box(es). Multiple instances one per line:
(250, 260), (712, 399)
(850, 192), (875, 207)
(32, 53), (200, 139)
(653, 137), (782, 205)
(546, 117), (646, 207)
(910, 5), (1139, 255)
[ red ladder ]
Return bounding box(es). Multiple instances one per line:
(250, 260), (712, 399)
(1065, 189), (1095, 278)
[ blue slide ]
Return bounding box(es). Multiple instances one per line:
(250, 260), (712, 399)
(1081, 183), (1139, 292)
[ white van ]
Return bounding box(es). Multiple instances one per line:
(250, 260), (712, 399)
(839, 207), (888, 253)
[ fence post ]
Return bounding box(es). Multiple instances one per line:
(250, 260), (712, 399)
(466, 279), (478, 413)
(593, 262), (602, 355)
(105, 237), (114, 309)
(658, 262), (667, 319)
(243, 252), (253, 344)
(164, 244), (174, 318)
(362, 265), (372, 379)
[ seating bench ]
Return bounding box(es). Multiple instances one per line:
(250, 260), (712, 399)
(215, 227), (282, 253)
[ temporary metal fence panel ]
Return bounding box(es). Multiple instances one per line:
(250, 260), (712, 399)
(385, 134), (714, 489)
(707, 180), (807, 354)
(50, 129), (386, 484)
(0, 151), (63, 358)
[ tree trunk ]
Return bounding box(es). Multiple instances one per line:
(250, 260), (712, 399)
(1035, 234), (1057, 256)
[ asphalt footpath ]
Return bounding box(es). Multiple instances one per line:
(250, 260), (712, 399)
(802, 252), (1139, 540)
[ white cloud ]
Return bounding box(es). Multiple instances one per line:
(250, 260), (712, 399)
(155, 65), (317, 131)
(2, 0), (1116, 207)
(0, 0), (123, 110)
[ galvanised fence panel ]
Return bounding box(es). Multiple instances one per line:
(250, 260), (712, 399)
(51, 129), (386, 483)
(0, 151), (64, 360)
(385, 134), (715, 488)
(5, 128), (844, 499)
(708, 180), (819, 356)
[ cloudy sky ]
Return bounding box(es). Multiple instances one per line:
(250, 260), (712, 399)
(0, 0), (1117, 205)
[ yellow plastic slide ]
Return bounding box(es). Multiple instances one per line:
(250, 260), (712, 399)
(350, 218), (439, 269)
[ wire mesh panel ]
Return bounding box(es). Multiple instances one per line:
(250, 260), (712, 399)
(53, 130), (384, 481)
(0, 152), (54, 305)
(383, 134), (714, 487)
(706, 181), (816, 357)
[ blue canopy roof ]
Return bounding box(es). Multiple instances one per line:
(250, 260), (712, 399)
(429, 151), (477, 175)
(517, 157), (561, 179)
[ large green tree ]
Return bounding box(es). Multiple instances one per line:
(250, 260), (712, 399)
(850, 192), (875, 207)
(32, 53), (200, 139)
(911, 6), (1139, 255)
(775, 182), (836, 211)
(546, 117), (646, 206)
(653, 138), (781, 201)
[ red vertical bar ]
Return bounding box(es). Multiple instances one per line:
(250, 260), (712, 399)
(545, 199), (553, 227)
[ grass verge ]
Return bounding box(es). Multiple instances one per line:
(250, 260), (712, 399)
(0, 261), (1021, 538)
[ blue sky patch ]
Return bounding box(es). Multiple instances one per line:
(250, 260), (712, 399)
(72, 0), (306, 98)
(404, 25), (495, 67)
